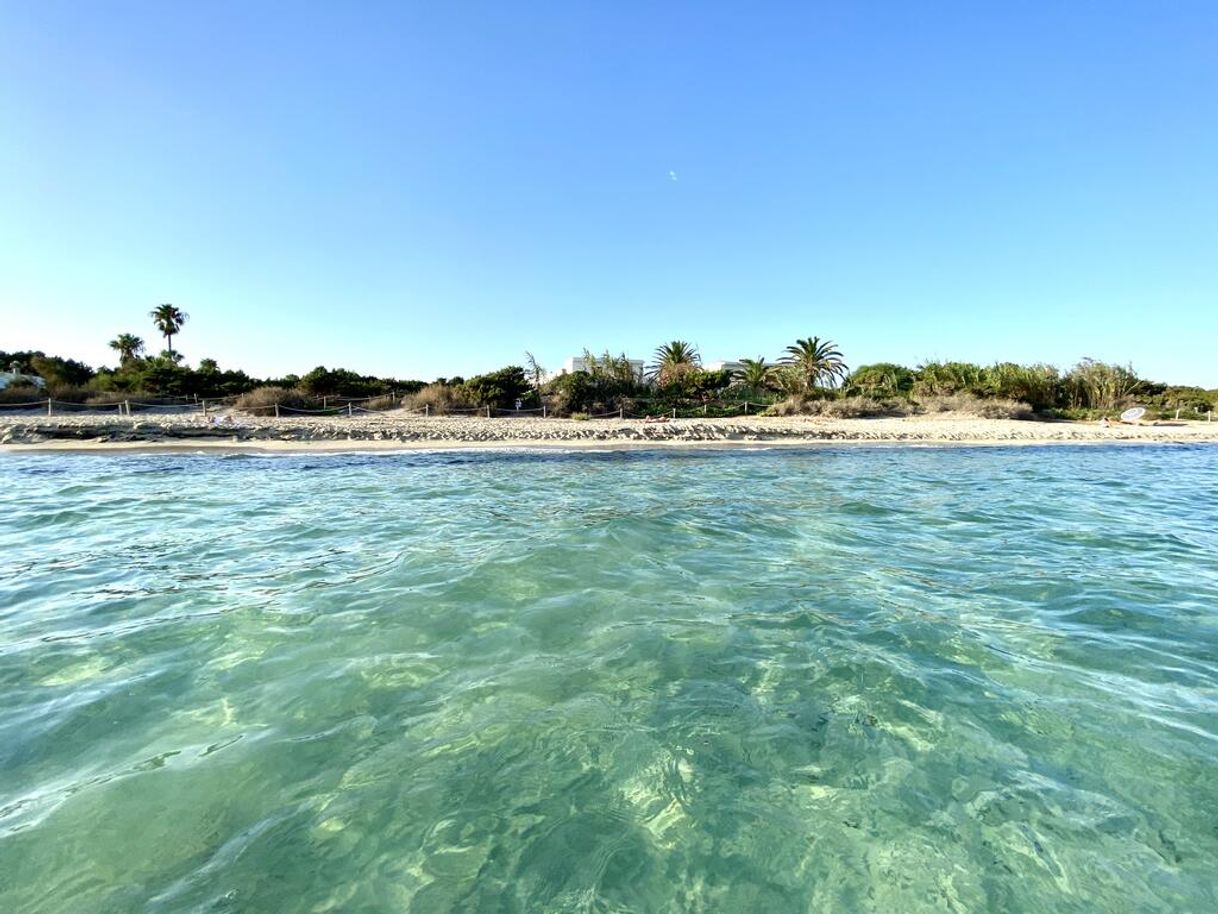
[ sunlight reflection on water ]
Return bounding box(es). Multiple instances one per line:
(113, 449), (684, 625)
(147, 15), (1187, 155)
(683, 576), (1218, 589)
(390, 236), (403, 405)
(1, 445), (1216, 912)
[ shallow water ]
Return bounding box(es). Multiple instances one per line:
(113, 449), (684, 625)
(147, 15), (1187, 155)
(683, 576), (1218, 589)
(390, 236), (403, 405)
(1, 445), (1216, 912)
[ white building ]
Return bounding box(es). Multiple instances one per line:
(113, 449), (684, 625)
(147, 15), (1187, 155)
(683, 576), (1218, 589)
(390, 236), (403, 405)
(0, 367), (45, 390)
(704, 360), (747, 377)
(559, 356), (646, 381)
(551, 356), (750, 382)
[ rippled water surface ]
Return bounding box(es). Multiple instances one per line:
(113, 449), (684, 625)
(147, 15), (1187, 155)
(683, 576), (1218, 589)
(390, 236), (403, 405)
(2, 445), (1217, 912)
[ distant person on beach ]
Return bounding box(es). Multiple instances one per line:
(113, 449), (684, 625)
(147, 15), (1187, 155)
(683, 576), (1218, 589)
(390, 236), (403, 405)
(643, 414), (669, 424)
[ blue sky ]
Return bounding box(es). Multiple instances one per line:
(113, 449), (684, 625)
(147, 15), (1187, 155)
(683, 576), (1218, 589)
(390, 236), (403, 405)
(2, 1), (1215, 385)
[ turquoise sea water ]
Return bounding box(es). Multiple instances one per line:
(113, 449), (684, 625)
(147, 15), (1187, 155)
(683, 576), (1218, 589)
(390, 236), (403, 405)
(1, 445), (1217, 912)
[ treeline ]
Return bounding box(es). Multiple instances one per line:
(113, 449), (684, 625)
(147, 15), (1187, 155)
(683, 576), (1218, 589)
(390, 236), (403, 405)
(4, 328), (1215, 421)
(390, 339), (849, 418)
(0, 350), (425, 404)
(394, 344), (1216, 420)
(1, 304), (429, 407)
(843, 359), (1216, 417)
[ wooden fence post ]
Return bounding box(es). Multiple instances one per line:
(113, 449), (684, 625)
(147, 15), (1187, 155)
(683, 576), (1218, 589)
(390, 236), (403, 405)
(274, 403), (280, 418)
(47, 398), (52, 416)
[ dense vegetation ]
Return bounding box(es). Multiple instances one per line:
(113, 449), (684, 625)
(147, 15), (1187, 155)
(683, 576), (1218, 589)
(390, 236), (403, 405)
(402, 348), (1215, 421)
(2, 307), (1214, 420)
(1, 306), (426, 409)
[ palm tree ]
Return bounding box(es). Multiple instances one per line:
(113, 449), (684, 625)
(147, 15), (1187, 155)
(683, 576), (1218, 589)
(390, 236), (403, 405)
(149, 304), (189, 356)
(108, 333), (145, 365)
(650, 340), (700, 386)
(735, 357), (773, 393)
(782, 337), (847, 393)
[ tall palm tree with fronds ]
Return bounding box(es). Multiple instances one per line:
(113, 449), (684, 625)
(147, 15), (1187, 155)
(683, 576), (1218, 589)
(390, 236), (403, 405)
(108, 333), (145, 365)
(149, 304), (189, 356)
(649, 340), (700, 386)
(734, 357), (773, 393)
(782, 337), (848, 393)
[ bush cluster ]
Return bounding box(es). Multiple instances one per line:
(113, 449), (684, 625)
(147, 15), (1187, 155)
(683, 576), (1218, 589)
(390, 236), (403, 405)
(233, 387), (312, 414)
(400, 384), (476, 415)
(7, 339), (1214, 422)
(0, 349), (429, 406)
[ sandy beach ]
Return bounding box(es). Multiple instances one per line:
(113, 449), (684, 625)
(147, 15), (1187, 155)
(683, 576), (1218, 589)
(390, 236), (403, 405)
(2, 411), (1216, 453)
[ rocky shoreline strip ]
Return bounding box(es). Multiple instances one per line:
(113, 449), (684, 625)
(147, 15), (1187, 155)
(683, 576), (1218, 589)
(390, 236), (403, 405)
(3, 411), (1218, 451)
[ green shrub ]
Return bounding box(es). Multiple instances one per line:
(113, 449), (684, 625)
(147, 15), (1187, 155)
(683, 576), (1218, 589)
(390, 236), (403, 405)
(845, 363), (915, 398)
(913, 361), (986, 397)
(83, 392), (129, 406)
(761, 395), (909, 418)
(44, 385), (94, 402)
(810, 397), (910, 418)
(983, 362), (1061, 410)
(1151, 386), (1214, 417)
(657, 368), (733, 400)
(460, 366), (530, 408)
(300, 365), (425, 399)
(0, 384), (45, 404)
(1063, 359), (1141, 410)
(916, 393), (1033, 419)
(542, 353), (644, 416)
(361, 394), (398, 411)
(400, 383), (475, 415)
(234, 386), (311, 415)
(29, 354), (95, 388)
(761, 396), (805, 417)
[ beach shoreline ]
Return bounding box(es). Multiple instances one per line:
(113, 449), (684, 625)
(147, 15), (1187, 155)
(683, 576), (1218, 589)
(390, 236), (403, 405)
(3, 412), (1217, 455)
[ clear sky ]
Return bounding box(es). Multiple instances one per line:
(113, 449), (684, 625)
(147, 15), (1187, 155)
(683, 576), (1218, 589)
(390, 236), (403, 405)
(2, 1), (1215, 385)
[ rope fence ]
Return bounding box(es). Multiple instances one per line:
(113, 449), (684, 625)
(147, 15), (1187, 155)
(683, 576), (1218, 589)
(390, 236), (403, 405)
(126, 401), (205, 411)
(1, 396), (779, 419)
(276, 405), (347, 415)
(351, 405), (429, 416)
(492, 407), (546, 416)
(0, 398), (214, 416)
